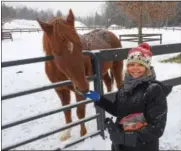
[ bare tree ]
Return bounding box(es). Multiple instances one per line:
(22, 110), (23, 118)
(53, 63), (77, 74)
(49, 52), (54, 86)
(56, 10), (62, 17)
(115, 1), (177, 43)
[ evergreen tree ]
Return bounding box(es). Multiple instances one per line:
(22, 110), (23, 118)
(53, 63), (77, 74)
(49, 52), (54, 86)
(56, 10), (63, 17)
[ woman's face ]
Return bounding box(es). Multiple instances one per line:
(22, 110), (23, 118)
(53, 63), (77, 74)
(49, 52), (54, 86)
(127, 62), (146, 78)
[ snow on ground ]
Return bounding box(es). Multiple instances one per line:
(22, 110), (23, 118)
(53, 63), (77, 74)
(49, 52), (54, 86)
(3, 19), (87, 29)
(110, 27), (181, 49)
(75, 21), (87, 28)
(3, 19), (40, 29)
(1, 20), (181, 150)
(108, 24), (125, 29)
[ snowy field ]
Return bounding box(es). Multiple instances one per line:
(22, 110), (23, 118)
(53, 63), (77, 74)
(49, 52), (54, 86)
(1, 20), (181, 150)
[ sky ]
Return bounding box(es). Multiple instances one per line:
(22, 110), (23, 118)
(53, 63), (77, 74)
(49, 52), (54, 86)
(2, 1), (105, 17)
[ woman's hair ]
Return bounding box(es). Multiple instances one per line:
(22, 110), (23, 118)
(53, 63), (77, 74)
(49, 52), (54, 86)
(145, 68), (152, 76)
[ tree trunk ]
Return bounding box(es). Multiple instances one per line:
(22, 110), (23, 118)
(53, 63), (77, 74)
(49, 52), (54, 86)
(138, 23), (143, 44)
(138, 3), (143, 44)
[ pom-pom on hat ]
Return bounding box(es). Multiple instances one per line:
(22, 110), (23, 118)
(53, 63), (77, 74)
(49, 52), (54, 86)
(127, 42), (152, 69)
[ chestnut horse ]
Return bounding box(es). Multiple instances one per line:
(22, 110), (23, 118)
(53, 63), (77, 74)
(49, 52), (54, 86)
(37, 9), (123, 141)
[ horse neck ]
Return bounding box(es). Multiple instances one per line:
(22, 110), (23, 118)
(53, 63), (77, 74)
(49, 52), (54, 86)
(42, 34), (50, 55)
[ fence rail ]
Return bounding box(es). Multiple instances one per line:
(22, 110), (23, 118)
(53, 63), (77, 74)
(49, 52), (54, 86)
(2, 26), (124, 33)
(3, 28), (42, 33)
(2, 26), (181, 33)
(119, 33), (162, 44)
(2, 50), (104, 151)
(2, 43), (180, 67)
(2, 99), (93, 130)
(104, 77), (181, 101)
(2, 43), (181, 150)
(1, 31), (13, 41)
(163, 27), (181, 31)
(1, 75), (96, 100)
(2, 114), (100, 151)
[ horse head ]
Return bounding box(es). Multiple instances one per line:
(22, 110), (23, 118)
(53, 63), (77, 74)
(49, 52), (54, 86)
(37, 9), (89, 94)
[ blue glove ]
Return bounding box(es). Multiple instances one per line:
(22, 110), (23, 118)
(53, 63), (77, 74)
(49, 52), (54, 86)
(83, 90), (100, 101)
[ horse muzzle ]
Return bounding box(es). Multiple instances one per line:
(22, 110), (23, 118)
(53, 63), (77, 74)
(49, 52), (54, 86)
(74, 86), (89, 96)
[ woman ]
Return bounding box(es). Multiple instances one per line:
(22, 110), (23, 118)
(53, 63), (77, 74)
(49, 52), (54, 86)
(83, 43), (173, 151)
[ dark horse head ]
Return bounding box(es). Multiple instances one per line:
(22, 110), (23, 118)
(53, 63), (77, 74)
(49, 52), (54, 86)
(37, 9), (89, 93)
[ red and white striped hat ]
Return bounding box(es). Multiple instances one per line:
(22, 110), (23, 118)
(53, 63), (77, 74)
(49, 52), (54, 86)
(127, 43), (152, 69)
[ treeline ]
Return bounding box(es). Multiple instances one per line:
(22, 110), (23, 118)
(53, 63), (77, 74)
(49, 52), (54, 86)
(2, 2), (181, 27)
(79, 2), (181, 27)
(2, 3), (63, 22)
(78, 2), (134, 28)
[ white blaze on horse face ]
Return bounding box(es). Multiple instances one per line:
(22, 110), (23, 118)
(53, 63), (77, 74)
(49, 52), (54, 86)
(67, 41), (74, 54)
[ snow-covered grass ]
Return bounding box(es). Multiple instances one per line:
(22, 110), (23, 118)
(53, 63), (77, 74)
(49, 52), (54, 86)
(110, 27), (181, 49)
(160, 53), (181, 63)
(2, 19), (87, 29)
(3, 19), (40, 29)
(1, 19), (181, 150)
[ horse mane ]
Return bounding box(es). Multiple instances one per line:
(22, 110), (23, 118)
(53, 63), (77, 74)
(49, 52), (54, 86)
(42, 17), (78, 56)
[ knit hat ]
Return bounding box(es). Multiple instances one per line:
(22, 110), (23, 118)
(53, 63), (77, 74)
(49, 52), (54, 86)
(127, 43), (152, 69)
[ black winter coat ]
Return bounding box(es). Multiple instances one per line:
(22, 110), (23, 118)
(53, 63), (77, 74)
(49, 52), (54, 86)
(95, 69), (173, 151)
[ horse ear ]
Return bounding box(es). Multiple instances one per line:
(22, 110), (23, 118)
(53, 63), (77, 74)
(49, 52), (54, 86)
(66, 9), (74, 26)
(37, 18), (53, 34)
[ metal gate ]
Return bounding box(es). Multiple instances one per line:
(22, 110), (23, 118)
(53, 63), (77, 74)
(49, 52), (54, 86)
(2, 43), (181, 150)
(2, 51), (106, 150)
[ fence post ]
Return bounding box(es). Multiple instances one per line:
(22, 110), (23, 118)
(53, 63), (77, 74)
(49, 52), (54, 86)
(91, 52), (105, 139)
(160, 34), (162, 44)
(119, 35), (121, 42)
(11, 33), (13, 41)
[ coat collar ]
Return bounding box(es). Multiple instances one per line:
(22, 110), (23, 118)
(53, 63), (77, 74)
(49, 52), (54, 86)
(123, 67), (156, 93)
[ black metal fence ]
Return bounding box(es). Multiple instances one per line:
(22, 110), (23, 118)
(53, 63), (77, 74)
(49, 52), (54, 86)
(1, 31), (13, 41)
(2, 26), (181, 34)
(2, 43), (181, 150)
(1, 51), (105, 151)
(2, 28), (42, 33)
(119, 34), (162, 44)
(2, 26), (123, 33)
(163, 27), (181, 31)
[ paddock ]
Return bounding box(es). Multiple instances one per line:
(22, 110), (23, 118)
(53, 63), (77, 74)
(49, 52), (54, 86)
(2, 42), (181, 150)
(2, 21), (181, 150)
